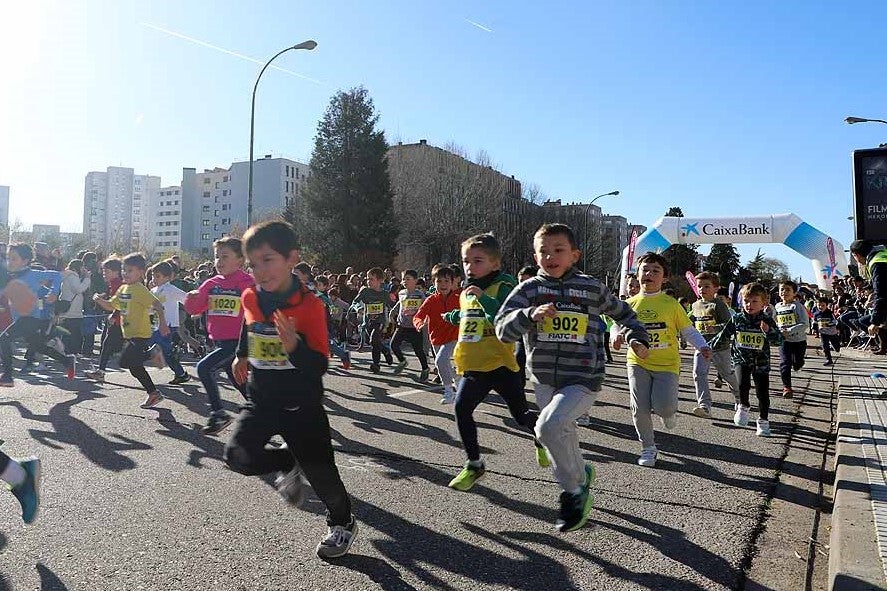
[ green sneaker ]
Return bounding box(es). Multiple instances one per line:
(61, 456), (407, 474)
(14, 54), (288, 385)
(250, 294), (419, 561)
(448, 462), (485, 491)
(536, 445), (551, 468)
(557, 463), (596, 533)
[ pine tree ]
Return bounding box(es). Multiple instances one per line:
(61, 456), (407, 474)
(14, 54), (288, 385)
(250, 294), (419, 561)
(704, 243), (741, 287)
(300, 87), (398, 269)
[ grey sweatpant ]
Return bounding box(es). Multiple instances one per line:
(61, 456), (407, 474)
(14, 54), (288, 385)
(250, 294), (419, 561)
(693, 348), (739, 408)
(627, 364), (680, 449)
(534, 383), (598, 492)
(432, 341), (456, 389)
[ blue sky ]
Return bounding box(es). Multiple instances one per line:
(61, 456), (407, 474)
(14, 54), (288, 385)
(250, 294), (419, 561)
(1, 1), (885, 280)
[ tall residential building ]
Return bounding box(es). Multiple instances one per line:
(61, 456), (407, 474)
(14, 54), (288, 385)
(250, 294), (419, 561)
(181, 156), (308, 255)
(147, 186), (184, 256)
(0, 185), (9, 228)
(83, 167), (160, 253)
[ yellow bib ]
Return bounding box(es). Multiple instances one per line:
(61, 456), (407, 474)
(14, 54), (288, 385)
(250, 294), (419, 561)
(366, 302), (384, 315)
(736, 330), (765, 350)
(538, 311), (588, 343)
(208, 294), (241, 317)
(247, 330), (294, 370)
(459, 301), (485, 343)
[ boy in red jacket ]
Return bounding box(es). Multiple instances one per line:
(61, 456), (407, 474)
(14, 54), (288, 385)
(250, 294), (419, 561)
(413, 264), (461, 403)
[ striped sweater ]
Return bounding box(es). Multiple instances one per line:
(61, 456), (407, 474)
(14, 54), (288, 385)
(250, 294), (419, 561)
(495, 268), (649, 391)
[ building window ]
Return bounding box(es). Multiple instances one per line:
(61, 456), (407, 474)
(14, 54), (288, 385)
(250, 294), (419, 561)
(203, 178), (211, 184)
(201, 233), (210, 240)
(203, 191), (211, 198)
(202, 219), (209, 226)
(202, 205), (210, 212)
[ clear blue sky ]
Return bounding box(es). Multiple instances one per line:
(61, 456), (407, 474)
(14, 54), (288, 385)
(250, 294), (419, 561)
(2, 1), (885, 280)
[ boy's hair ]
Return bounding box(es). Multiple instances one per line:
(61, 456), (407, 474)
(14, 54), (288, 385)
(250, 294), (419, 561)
(242, 221), (298, 258)
(460, 233), (501, 260)
(779, 280), (798, 293)
(315, 275), (330, 287)
(402, 269), (418, 280)
(122, 253), (147, 271)
(294, 262), (312, 278)
(716, 287), (729, 298)
(636, 252), (670, 277)
(431, 264), (456, 281)
(695, 271), (720, 286)
(213, 236), (244, 257)
(519, 265), (539, 278)
(740, 282), (768, 300)
(329, 286), (339, 297)
(8, 243), (33, 262)
(817, 296), (832, 304)
(367, 267), (384, 281)
(151, 261), (174, 278)
(533, 223), (577, 249)
(101, 257), (122, 273)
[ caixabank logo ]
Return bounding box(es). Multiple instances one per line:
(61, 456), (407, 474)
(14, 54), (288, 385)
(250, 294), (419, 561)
(680, 221), (771, 238)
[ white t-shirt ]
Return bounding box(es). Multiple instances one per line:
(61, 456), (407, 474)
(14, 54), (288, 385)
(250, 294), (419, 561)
(152, 282), (187, 328)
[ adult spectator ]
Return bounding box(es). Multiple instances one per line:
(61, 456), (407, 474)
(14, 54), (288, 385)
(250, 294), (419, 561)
(849, 239), (887, 355)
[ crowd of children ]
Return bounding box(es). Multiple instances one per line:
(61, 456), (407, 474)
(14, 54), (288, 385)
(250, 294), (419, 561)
(2, 222), (885, 561)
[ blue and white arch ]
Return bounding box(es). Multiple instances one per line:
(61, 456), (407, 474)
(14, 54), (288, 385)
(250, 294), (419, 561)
(619, 213), (849, 294)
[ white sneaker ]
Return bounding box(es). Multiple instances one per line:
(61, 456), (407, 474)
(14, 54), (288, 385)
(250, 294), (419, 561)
(660, 414), (677, 430)
(576, 413), (591, 427)
(756, 419), (771, 437)
(637, 447), (658, 467)
(692, 406), (712, 419)
(440, 388), (455, 405)
(734, 405), (750, 427)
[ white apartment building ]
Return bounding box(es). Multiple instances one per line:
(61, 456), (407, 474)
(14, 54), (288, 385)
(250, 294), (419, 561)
(0, 185), (9, 228)
(83, 167), (160, 253)
(148, 185), (183, 256)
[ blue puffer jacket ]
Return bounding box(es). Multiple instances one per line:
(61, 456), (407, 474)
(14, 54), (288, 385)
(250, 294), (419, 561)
(8, 267), (62, 320)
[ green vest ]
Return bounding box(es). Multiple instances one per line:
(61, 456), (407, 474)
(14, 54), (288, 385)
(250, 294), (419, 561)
(868, 249), (887, 273)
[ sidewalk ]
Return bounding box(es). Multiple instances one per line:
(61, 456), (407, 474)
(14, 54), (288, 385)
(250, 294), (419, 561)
(830, 351), (887, 590)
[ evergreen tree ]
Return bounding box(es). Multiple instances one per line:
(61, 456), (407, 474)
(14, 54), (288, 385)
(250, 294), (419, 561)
(704, 243), (741, 287)
(661, 206), (699, 297)
(300, 87), (398, 269)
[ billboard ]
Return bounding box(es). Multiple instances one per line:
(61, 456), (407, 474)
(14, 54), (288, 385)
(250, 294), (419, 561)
(853, 148), (887, 242)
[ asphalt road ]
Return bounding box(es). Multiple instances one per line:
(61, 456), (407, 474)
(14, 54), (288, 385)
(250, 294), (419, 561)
(0, 344), (840, 591)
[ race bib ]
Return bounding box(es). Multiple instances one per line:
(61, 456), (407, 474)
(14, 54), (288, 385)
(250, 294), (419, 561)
(402, 298), (422, 314)
(645, 322), (670, 350)
(118, 294), (131, 316)
(366, 302), (384, 316)
(694, 316), (716, 334)
(538, 311), (588, 343)
(818, 318), (835, 329)
(330, 305), (341, 318)
(247, 327), (294, 370)
(775, 311), (796, 329)
(208, 294), (241, 316)
(737, 330), (765, 350)
(459, 306), (486, 343)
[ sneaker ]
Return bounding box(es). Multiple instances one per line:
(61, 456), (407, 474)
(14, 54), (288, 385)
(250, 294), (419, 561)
(65, 356), (76, 380)
(169, 373), (191, 385)
(692, 406), (711, 419)
(660, 414), (677, 430)
(0, 374), (14, 387)
(448, 462), (486, 491)
(714, 376), (724, 389)
(432, 375), (442, 384)
(84, 369), (105, 382)
(341, 354), (351, 370)
(316, 516), (359, 559)
(10, 457), (41, 524)
(782, 387), (793, 399)
(201, 412), (233, 436)
(418, 368), (430, 382)
(536, 445), (551, 468)
(274, 467), (310, 507)
(576, 413), (591, 427)
(18, 363), (37, 375)
(370, 363), (380, 374)
(140, 391), (164, 409)
(756, 419), (771, 437)
(148, 346), (165, 369)
(393, 359), (408, 374)
(556, 489), (591, 533)
(823, 360), (833, 366)
(734, 405), (750, 427)
(637, 447), (658, 467)
(440, 388), (455, 405)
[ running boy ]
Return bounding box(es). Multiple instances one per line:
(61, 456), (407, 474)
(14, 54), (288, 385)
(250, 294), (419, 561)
(413, 264), (461, 403)
(496, 223), (649, 531)
(774, 280), (808, 396)
(444, 233), (546, 491)
(351, 268), (393, 373)
(813, 297), (841, 366)
(390, 269), (430, 381)
(149, 261), (191, 385)
(688, 271), (738, 418)
(184, 237), (254, 435)
(85, 257), (124, 381)
(710, 283), (783, 436)
(93, 253), (169, 409)
(225, 220), (357, 559)
(614, 252), (711, 467)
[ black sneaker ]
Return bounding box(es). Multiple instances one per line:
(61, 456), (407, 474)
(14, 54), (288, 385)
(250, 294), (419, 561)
(201, 412), (232, 436)
(316, 516), (359, 559)
(555, 487), (591, 533)
(370, 363), (380, 374)
(169, 373), (191, 385)
(275, 467), (309, 507)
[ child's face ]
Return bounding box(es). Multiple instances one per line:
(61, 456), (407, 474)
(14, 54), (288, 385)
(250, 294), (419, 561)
(717, 294), (730, 306)
(214, 246), (243, 276)
(6, 250), (27, 272)
(743, 295), (766, 315)
(697, 279), (717, 300)
(247, 244), (300, 293)
(434, 276), (453, 295)
(293, 268), (310, 284)
(101, 266), (117, 283)
(533, 234), (579, 279)
(153, 272), (171, 286)
(315, 280), (329, 293)
(402, 274), (417, 291)
(818, 301), (831, 312)
(778, 284), (796, 303)
(366, 274), (382, 290)
(627, 278), (641, 297)
(638, 262), (666, 293)
(122, 264), (145, 285)
(462, 247), (499, 279)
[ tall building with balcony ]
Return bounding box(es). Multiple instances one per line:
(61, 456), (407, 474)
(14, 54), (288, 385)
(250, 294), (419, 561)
(83, 167), (160, 253)
(148, 186), (183, 256)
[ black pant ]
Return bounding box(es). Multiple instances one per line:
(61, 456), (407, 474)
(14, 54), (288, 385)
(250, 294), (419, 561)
(391, 327), (428, 369)
(369, 324), (392, 366)
(515, 339), (527, 391)
(224, 394), (352, 526)
(0, 317), (69, 377)
(118, 338), (156, 393)
(98, 322), (124, 370)
(821, 333), (841, 362)
(454, 367), (539, 461)
(737, 365), (770, 420)
(60, 317), (83, 357)
(0, 449), (9, 474)
(778, 340), (807, 388)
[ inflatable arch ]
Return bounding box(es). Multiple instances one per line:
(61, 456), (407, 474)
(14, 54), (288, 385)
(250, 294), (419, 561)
(619, 214), (850, 294)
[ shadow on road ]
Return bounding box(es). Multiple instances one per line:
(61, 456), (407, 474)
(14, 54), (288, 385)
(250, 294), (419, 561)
(36, 563), (69, 590)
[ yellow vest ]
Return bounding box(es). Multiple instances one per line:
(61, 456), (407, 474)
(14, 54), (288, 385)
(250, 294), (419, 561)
(453, 281), (518, 374)
(868, 249), (887, 273)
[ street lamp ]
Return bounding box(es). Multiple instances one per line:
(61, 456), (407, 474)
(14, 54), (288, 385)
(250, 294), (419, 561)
(583, 190), (620, 272)
(845, 116), (887, 125)
(248, 40), (317, 226)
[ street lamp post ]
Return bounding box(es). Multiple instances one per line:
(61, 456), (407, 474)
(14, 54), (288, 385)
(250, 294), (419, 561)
(583, 190), (620, 272)
(248, 40), (317, 226)
(845, 116), (887, 148)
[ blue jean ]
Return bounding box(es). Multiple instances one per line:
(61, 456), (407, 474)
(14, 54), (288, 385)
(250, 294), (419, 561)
(196, 340), (245, 413)
(151, 327), (186, 377)
(329, 339), (350, 362)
